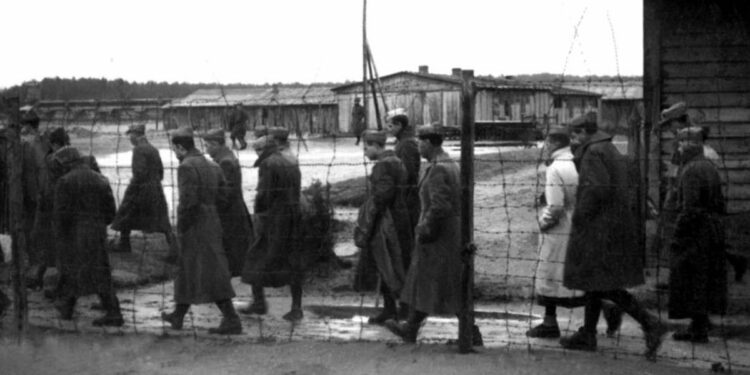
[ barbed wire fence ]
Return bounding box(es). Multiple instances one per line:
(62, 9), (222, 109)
(1, 15), (749, 375)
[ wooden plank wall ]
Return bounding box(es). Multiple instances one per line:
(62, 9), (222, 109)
(656, 0), (750, 213)
(167, 105), (339, 136)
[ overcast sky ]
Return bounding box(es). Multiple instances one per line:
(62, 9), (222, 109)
(2, 0), (643, 88)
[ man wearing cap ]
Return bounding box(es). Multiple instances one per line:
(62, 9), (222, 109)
(353, 129), (412, 324)
(227, 103), (248, 150)
(385, 125), (482, 346)
(161, 127), (242, 335)
(527, 126), (586, 337)
(560, 112), (665, 359)
(387, 109), (421, 248)
(52, 146), (123, 326)
(241, 135), (304, 321)
(268, 126), (297, 165)
(351, 97), (366, 145)
(667, 126), (727, 343)
(111, 124), (177, 259)
(20, 109), (48, 289)
(201, 128), (253, 277)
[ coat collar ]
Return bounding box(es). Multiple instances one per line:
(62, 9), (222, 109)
(253, 146), (279, 167)
(396, 127), (416, 141)
(209, 145), (233, 160)
(550, 146), (573, 161)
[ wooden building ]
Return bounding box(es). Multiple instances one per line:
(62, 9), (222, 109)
(332, 66), (599, 134)
(34, 99), (171, 126)
(163, 86), (338, 135)
(644, 0), (750, 213)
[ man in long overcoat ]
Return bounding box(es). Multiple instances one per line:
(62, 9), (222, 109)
(241, 135), (304, 321)
(201, 128), (253, 277)
(351, 97), (366, 145)
(668, 126), (727, 343)
(160, 127), (241, 335)
(388, 109), (420, 262)
(559, 112), (665, 360)
(527, 126), (585, 338)
(111, 124), (176, 256)
(227, 103), (248, 150)
(20, 110), (48, 289)
(52, 146), (123, 326)
(353, 130), (413, 325)
(385, 125), (481, 345)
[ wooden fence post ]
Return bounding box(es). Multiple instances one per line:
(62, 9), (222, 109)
(458, 69), (476, 353)
(7, 120), (29, 334)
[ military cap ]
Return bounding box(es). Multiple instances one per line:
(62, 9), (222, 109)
(544, 125), (570, 137)
(362, 129), (387, 145)
(268, 126), (290, 142)
(200, 128), (225, 143)
(659, 102), (690, 126)
(125, 123), (146, 135)
(416, 124), (444, 139)
(252, 135), (273, 151)
(253, 126), (269, 138)
(569, 111), (598, 128)
(47, 127), (70, 146)
(170, 126), (194, 139)
(53, 146), (81, 165)
(676, 126), (704, 143)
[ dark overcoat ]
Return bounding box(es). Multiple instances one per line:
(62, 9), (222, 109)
(241, 147), (303, 288)
(174, 149), (235, 304)
(394, 130), (421, 238)
(350, 104), (366, 136)
(227, 108), (248, 139)
(401, 150), (462, 315)
(31, 152), (63, 267)
(209, 145), (253, 277)
(668, 146), (727, 319)
(111, 138), (171, 233)
(563, 131), (643, 291)
(54, 163), (117, 297)
(353, 150), (413, 295)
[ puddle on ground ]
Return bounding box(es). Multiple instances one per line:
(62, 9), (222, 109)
(305, 305), (533, 322)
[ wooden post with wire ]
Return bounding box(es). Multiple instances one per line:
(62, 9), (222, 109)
(7, 99), (29, 334)
(458, 69), (476, 353)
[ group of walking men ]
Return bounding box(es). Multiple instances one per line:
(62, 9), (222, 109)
(530, 102), (732, 360)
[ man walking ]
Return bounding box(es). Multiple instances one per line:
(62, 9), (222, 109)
(668, 126), (727, 343)
(385, 125), (481, 345)
(160, 127), (241, 335)
(112, 124), (176, 258)
(559, 112), (665, 360)
(351, 97), (366, 145)
(201, 128), (253, 277)
(53, 146), (123, 326)
(228, 103), (248, 150)
(354, 130), (412, 324)
(387, 109), (421, 254)
(241, 135), (304, 321)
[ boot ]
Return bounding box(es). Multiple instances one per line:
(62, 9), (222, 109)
(93, 313), (124, 327)
(0, 291), (10, 317)
(368, 295), (397, 325)
(209, 300), (242, 335)
(161, 304), (189, 330)
(526, 322), (561, 338)
(643, 318), (668, 361)
(385, 319), (419, 343)
(602, 302), (623, 337)
(283, 308), (304, 322)
(560, 327), (597, 351)
(93, 294), (124, 327)
(114, 234), (132, 253)
(447, 325), (484, 346)
(54, 297), (76, 320)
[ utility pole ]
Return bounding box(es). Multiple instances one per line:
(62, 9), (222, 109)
(458, 70), (476, 354)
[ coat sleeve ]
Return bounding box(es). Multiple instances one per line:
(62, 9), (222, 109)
(574, 147), (611, 222)
(540, 164), (565, 230)
(219, 158), (241, 206)
(417, 165), (453, 243)
(357, 162), (396, 244)
(100, 177), (117, 225)
(254, 161), (272, 214)
(131, 146), (148, 184)
(177, 163), (200, 233)
(215, 163), (230, 210)
(53, 178), (72, 234)
(400, 141), (421, 185)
